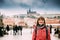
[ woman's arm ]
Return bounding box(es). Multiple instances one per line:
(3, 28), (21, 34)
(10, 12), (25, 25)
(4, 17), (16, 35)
(48, 29), (51, 40)
(32, 25), (37, 40)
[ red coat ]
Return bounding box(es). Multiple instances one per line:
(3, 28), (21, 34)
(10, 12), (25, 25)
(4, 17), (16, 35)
(32, 26), (51, 40)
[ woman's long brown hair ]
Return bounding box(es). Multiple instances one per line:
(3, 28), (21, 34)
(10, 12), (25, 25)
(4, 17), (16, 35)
(36, 16), (46, 26)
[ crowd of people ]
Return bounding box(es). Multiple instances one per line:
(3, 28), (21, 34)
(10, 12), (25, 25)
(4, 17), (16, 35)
(13, 25), (23, 35)
(0, 25), (23, 37)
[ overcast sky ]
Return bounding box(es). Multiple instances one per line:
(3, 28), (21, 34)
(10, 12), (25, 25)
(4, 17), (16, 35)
(0, 0), (60, 16)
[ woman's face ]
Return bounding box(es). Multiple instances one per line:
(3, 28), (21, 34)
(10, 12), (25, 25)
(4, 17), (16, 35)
(38, 19), (44, 25)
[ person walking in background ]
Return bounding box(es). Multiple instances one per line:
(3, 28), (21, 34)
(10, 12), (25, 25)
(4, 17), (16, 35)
(0, 26), (4, 37)
(57, 26), (60, 38)
(54, 28), (57, 34)
(13, 25), (18, 35)
(6, 25), (10, 32)
(32, 17), (51, 40)
(50, 25), (52, 34)
(18, 25), (23, 35)
(6, 25), (10, 35)
(15, 25), (18, 34)
(13, 25), (16, 35)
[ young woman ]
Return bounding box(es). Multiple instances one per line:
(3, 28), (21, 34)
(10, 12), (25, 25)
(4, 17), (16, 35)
(32, 17), (51, 40)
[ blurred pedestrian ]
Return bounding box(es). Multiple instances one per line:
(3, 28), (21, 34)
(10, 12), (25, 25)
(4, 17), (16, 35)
(50, 25), (52, 33)
(13, 25), (16, 35)
(18, 25), (23, 35)
(6, 25), (10, 32)
(0, 26), (4, 37)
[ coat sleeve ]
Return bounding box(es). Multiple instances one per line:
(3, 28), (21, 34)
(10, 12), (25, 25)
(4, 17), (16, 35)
(48, 29), (51, 40)
(32, 30), (35, 40)
(32, 25), (36, 40)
